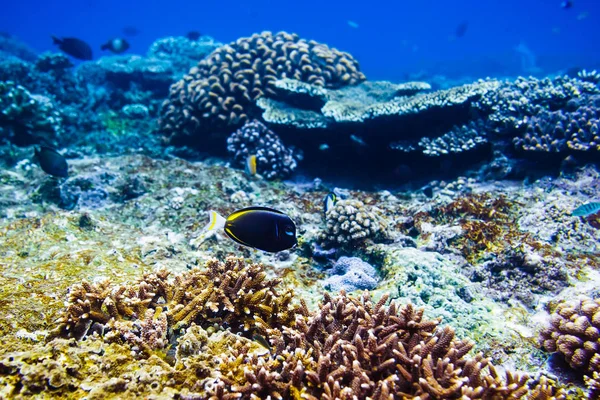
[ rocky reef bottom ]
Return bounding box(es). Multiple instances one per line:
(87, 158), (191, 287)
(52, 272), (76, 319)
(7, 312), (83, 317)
(0, 153), (599, 399)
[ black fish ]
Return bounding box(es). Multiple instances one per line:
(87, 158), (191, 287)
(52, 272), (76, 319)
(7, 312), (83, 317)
(186, 31), (202, 41)
(455, 21), (469, 38)
(202, 206), (297, 253)
(101, 38), (130, 54)
(561, 1), (573, 9)
(122, 26), (140, 36)
(52, 36), (92, 60)
(35, 146), (68, 177)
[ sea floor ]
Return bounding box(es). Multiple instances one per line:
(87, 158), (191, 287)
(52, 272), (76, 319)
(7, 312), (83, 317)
(0, 153), (598, 398)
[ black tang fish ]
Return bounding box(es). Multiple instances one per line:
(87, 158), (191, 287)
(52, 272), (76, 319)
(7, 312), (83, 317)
(35, 146), (68, 177)
(101, 38), (130, 54)
(52, 36), (93, 60)
(186, 31), (202, 41)
(202, 206), (297, 253)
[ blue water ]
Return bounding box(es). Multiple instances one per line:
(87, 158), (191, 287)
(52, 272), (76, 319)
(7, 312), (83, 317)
(3, 0), (599, 80)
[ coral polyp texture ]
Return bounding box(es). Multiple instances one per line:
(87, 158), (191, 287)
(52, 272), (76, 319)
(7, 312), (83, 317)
(539, 297), (600, 395)
(227, 119), (298, 179)
(158, 31), (366, 143)
(515, 94), (600, 153)
(0, 80), (62, 144)
(320, 199), (387, 248)
(539, 297), (600, 371)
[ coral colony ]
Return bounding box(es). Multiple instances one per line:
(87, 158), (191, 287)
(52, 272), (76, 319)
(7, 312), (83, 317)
(0, 29), (599, 399)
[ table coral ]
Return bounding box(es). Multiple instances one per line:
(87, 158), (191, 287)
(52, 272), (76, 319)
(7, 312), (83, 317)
(158, 31), (365, 143)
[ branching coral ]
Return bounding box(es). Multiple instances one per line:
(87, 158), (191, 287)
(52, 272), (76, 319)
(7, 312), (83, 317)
(159, 31), (366, 142)
(50, 257), (300, 342)
(42, 256), (567, 399)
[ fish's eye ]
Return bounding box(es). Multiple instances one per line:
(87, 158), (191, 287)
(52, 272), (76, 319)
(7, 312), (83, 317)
(284, 225), (295, 236)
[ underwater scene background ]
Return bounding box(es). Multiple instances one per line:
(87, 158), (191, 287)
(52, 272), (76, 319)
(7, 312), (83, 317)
(0, 0), (600, 399)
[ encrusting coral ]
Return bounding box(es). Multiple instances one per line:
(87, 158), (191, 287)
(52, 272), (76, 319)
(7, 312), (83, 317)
(28, 256), (568, 399)
(159, 31), (365, 142)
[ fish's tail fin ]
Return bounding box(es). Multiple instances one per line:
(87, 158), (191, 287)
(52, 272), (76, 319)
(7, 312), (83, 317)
(205, 210), (226, 232)
(190, 210), (226, 247)
(51, 36), (61, 45)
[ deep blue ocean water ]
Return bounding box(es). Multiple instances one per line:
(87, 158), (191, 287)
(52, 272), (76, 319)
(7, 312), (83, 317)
(3, 0), (599, 80)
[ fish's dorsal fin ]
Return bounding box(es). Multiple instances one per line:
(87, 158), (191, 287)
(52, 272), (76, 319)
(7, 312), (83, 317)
(227, 206), (284, 220)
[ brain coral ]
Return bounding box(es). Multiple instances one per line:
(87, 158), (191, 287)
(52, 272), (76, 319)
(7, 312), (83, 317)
(158, 31), (365, 143)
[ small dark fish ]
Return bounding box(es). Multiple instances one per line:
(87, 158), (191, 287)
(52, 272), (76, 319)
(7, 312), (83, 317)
(561, 1), (573, 9)
(572, 202), (600, 217)
(51, 36), (93, 60)
(324, 192), (337, 215)
(455, 21), (469, 38)
(186, 31), (202, 41)
(202, 206), (297, 253)
(122, 26), (140, 36)
(252, 334), (271, 351)
(34, 146), (68, 177)
(101, 38), (130, 54)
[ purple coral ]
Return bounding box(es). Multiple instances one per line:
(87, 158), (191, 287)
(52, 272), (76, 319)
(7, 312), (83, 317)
(322, 256), (379, 292)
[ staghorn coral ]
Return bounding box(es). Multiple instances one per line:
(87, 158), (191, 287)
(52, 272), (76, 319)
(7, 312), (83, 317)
(158, 31), (366, 142)
(50, 256), (300, 341)
(320, 198), (387, 248)
(7, 254), (568, 399)
(226, 119), (298, 179)
(0, 80), (63, 144)
(213, 290), (564, 399)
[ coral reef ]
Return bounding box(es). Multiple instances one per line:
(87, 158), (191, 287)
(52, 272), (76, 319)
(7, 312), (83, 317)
(321, 256), (379, 292)
(147, 35), (222, 78)
(539, 297), (600, 395)
(50, 256), (299, 341)
(515, 94), (600, 153)
(539, 297), (600, 372)
(0, 80), (62, 144)
(320, 198), (387, 248)
(226, 119), (298, 179)
(159, 31), (366, 142)
(0, 33), (38, 61)
(34, 52), (74, 73)
(474, 76), (599, 138)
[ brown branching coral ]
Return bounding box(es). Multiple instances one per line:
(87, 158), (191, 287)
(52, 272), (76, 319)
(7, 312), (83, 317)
(44, 257), (565, 399)
(159, 31), (365, 142)
(50, 257), (300, 342)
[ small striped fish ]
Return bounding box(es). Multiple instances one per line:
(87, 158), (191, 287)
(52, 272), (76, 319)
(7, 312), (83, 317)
(571, 202), (600, 217)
